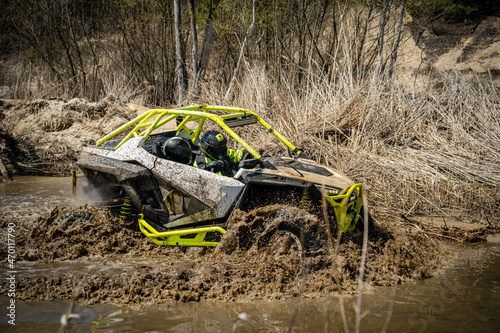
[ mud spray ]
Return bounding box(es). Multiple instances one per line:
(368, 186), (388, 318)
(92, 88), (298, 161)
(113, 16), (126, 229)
(0, 204), (496, 306)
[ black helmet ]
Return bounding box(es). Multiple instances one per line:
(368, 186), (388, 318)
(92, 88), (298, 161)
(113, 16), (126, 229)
(201, 130), (227, 160)
(162, 137), (192, 164)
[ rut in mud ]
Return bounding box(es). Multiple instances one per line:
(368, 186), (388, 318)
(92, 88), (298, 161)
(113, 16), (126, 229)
(1, 204), (496, 306)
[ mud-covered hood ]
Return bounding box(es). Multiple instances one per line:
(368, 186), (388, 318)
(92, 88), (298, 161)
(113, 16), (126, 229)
(239, 157), (355, 192)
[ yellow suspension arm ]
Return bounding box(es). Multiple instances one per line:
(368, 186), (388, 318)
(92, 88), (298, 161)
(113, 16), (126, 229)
(138, 215), (226, 247)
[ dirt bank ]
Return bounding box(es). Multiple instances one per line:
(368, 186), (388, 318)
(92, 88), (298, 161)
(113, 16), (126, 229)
(401, 14), (500, 89)
(0, 96), (137, 177)
(1, 205), (498, 306)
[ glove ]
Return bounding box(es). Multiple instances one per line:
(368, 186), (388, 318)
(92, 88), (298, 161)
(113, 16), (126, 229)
(204, 161), (220, 172)
(204, 159), (228, 173)
(218, 158), (229, 168)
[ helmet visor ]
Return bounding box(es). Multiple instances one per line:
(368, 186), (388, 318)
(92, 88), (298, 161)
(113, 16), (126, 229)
(207, 145), (228, 160)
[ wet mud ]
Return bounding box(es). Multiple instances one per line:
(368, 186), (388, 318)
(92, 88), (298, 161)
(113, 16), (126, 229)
(0, 97), (135, 176)
(1, 205), (498, 306)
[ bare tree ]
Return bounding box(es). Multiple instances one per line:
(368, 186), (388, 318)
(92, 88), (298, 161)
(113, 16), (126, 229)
(387, 0), (406, 80)
(192, 0), (221, 91)
(225, 0), (255, 101)
(189, 0), (199, 91)
(174, 0), (188, 105)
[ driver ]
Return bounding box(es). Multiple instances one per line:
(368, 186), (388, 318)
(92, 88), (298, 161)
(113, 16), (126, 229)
(194, 130), (247, 177)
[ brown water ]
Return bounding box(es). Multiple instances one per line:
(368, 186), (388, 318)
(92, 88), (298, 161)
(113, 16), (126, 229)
(0, 176), (75, 222)
(1, 177), (499, 332)
(1, 245), (499, 332)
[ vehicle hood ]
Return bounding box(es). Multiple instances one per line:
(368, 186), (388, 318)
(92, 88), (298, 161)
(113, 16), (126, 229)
(240, 157), (355, 192)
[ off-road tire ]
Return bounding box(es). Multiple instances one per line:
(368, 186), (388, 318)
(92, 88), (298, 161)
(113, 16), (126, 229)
(261, 222), (305, 258)
(54, 211), (95, 226)
(257, 208), (322, 257)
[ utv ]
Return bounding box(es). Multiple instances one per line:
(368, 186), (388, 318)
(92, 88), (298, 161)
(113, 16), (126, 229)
(73, 105), (364, 253)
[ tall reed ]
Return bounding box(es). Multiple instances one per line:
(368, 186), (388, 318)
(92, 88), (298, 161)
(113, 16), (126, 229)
(196, 63), (500, 219)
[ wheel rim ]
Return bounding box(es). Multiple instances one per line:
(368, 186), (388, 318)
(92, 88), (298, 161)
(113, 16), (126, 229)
(268, 229), (303, 258)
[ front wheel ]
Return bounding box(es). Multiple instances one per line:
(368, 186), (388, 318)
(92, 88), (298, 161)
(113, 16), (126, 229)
(354, 206), (374, 234)
(257, 207), (322, 257)
(266, 225), (304, 258)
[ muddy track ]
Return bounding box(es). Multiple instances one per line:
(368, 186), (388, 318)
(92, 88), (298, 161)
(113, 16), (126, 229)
(0, 97), (136, 177)
(3, 204), (494, 306)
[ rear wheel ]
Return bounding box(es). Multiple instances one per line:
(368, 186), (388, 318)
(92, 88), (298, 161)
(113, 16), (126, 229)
(54, 211), (95, 226)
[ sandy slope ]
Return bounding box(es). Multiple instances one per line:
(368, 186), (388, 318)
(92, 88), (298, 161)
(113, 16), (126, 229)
(399, 15), (500, 88)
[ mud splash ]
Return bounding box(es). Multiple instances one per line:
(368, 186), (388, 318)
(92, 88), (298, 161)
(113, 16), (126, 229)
(216, 205), (321, 255)
(1, 207), (154, 262)
(2, 204), (485, 306)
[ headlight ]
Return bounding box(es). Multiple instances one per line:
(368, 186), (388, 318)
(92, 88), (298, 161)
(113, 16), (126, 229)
(323, 186), (342, 196)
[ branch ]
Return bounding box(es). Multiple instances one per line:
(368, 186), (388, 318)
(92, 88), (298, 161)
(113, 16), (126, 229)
(388, 0), (407, 80)
(224, 0), (255, 101)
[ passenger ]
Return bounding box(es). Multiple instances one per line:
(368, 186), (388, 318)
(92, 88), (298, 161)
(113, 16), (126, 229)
(194, 130), (246, 177)
(162, 137), (193, 164)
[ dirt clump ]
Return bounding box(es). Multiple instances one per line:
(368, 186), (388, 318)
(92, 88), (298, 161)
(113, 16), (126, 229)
(2, 206), (158, 262)
(1, 204), (488, 306)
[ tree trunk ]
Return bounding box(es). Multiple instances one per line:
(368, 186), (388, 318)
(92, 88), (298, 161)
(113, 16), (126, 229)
(189, 0), (199, 91)
(388, 0), (406, 80)
(174, 0), (188, 105)
(0, 157), (13, 182)
(225, 0), (255, 101)
(193, 0), (221, 90)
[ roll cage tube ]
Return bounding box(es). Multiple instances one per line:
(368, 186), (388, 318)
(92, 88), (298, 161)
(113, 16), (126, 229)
(97, 105), (303, 158)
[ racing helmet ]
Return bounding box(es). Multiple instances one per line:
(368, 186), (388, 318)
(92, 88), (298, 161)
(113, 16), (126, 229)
(201, 130), (228, 160)
(161, 137), (192, 164)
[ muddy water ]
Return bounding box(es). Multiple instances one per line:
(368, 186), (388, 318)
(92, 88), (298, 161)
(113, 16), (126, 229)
(1, 244), (499, 332)
(0, 176), (75, 222)
(1, 177), (499, 332)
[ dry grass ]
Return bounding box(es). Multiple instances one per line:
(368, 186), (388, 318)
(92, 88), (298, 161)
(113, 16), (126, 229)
(193, 64), (500, 221)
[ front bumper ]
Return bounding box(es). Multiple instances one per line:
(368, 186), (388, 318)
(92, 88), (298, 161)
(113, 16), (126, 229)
(323, 183), (363, 232)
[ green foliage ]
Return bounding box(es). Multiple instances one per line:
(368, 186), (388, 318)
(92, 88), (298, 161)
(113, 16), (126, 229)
(25, 46), (38, 63)
(192, 0), (222, 31)
(444, 3), (477, 22)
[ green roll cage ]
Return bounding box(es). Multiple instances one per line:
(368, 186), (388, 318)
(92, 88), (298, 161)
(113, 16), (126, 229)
(97, 104), (303, 159)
